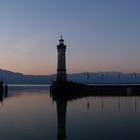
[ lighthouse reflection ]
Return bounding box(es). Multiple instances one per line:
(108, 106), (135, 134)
(50, 91), (86, 140)
(51, 92), (68, 140)
(56, 95), (67, 140)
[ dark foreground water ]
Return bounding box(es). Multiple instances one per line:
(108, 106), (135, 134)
(1, 85), (140, 140)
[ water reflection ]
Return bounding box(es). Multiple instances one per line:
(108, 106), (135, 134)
(50, 89), (140, 140)
(1, 86), (140, 140)
(0, 86), (56, 140)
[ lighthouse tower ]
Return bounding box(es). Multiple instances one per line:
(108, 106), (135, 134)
(57, 36), (67, 81)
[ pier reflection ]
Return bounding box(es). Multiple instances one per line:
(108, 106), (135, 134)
(50, 90), (139, 140)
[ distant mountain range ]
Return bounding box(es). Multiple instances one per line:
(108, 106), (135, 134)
(0, 69), (55, 84)
(0, 69), (140, 84)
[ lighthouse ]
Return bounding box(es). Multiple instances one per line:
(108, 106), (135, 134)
(57, 36), (67, 81)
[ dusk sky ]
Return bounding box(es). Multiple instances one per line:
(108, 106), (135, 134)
(0, 0), (139, 75)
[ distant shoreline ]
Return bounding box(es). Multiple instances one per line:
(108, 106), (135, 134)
(8, 84), (50, 86)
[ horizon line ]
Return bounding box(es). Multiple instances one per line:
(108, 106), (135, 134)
(0, 68), (140, 76)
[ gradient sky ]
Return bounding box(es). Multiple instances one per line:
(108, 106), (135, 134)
(0, 0), (140, 75)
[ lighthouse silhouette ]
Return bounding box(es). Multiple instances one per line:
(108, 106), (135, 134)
(57, 36), (67, 81)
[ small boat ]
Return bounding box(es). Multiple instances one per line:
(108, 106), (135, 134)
(0, 81), (8, 94)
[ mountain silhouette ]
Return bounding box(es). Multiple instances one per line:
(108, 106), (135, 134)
(0, 69), (55, 84)
(0, 69), (140, 84)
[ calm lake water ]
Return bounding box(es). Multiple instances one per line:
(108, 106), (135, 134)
(1, 85), (140, 140)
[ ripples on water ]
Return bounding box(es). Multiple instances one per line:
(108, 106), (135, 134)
(0, 85), (140, 140)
